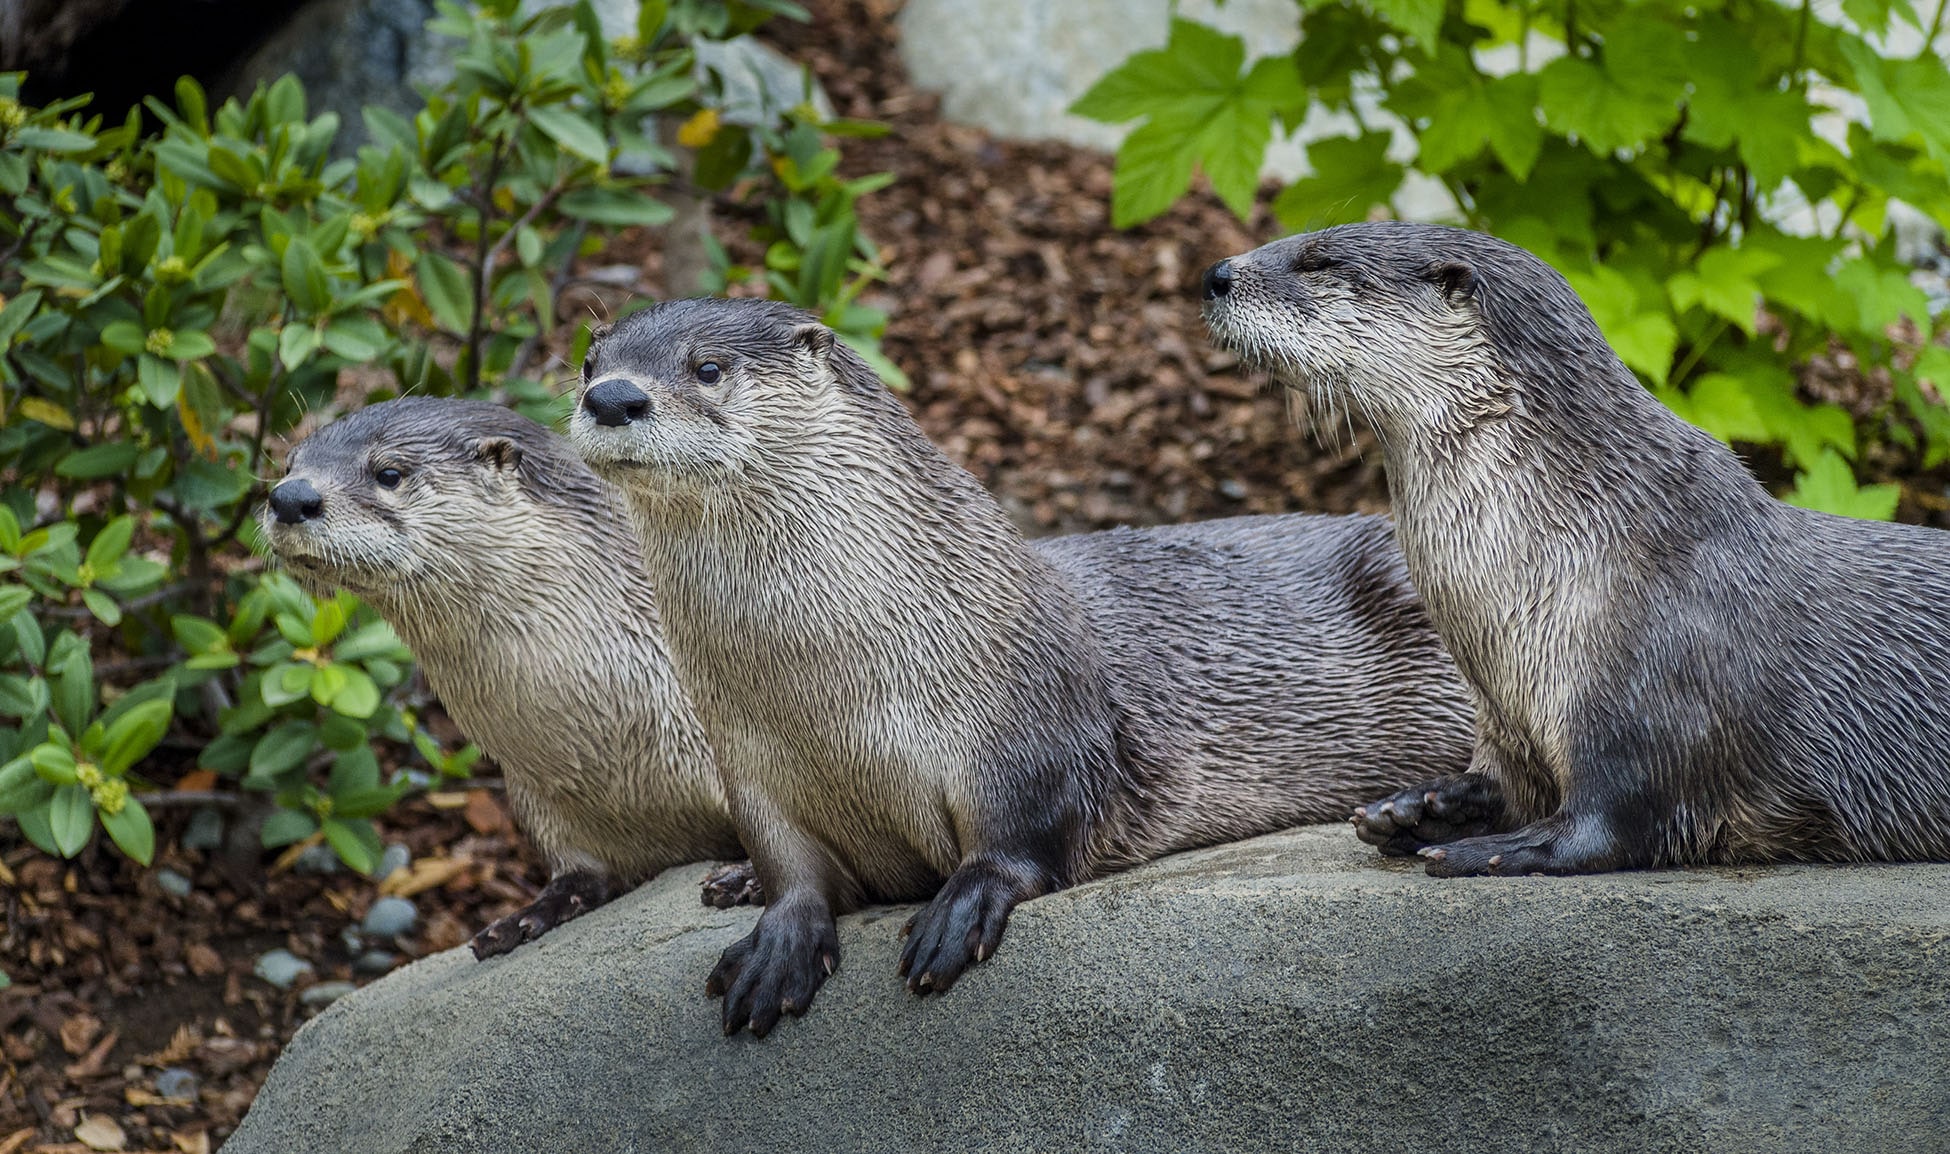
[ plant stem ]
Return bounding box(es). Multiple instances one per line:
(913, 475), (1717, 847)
(1791, 0), (1812, 90)
(1922, 0), (1949, 58)
(1670, 318), (1731, 388)
(462, 142), (510, 394)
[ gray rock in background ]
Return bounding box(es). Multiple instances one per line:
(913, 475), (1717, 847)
(223, 826), (1950, 1154)
(224, 0), (447, 140)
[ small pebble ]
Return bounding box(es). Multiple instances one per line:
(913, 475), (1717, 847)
(293, 845), (342, 874)
(377, 843), (411, 879)
(362, 896), (418, 938)
(253, 948), (314, 990)
(354, 950), (398, 974)
(155, 1067), (198, 1100)
(340, 927), (364, 954)
(155, 868), (192, 898)
(181, 807), (225, 851)
(299, 980), (358, 1007)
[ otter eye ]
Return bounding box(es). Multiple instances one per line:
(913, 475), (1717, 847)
(1295, 254), (1339, 274)
(374, 467), (404, 489)
(696, 361), (723, 385)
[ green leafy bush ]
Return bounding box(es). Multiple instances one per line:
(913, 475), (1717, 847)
(0, 0), (888, 873)
(1075, 0), (1950, 517)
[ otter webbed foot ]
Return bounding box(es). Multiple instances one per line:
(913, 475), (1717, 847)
(700, 860), (764, 908)
(1417, 816), (1620, 877)
(706, 896), (839, 1038)
(471, 869), (613, 959)
(899, 858), (1047, 995)
(1352, 773), (1505, 857)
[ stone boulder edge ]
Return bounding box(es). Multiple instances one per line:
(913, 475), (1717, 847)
(222, 826), (1950, 1153)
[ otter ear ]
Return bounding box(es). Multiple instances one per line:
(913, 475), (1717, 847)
(476, 436), (523, 473)
(1427, 261), (1478, 304)
(792, 323), (834, 360)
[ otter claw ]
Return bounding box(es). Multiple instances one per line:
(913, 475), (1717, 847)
(1419, 847), (1448, 861)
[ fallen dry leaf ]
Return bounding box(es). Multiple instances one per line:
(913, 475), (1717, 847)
(379, 855), (471, 898)
(425, 791), (468, 809)
(170, 1132), (209, 1154)
(173, 770), (217, 792)
(0, 1127), (33, 1154)
(138, 1024), (201, 1068)
(58, 1015), (101, 1057)
(462, 790), (508, 835)
(72, 1113), (126, 1152)
(63, 1030), (117, 1080)
(184, 943), (223, 978)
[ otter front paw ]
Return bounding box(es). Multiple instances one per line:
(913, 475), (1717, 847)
(700, 860), (764, 908)
(470, 869), (612, 960)
(705, 899), (839, 1038)
(1352, 773), (1505, 857)
(1417, 817), (1616, 877)
(899, 859), (1041, 995)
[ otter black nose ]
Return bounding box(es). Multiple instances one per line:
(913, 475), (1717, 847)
(1201, 260), (1236, 301)
(584, 378), (651, 427)
(269, 478), (324, 525)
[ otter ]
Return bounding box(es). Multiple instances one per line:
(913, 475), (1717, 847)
(1201, 221), (1950, 877)
(566, 298), (1474, 1036)
(263, 397), (749, 958)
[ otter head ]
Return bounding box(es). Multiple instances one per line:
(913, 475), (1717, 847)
(263, 397), (596, 604)
(567, 297), (879, 501)
(1201, 222), (1613, 441)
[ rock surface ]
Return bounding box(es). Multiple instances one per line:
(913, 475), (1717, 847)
(223, 826), (1950, 1153)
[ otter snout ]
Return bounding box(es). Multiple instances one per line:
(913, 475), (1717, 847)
(585, 379), (652, 427)
(269, 477), (324, 524)
(1201, 260), (1236, 300)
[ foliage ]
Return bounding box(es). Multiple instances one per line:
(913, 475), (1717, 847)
(0, 0), (886, 870)
(1074, 0), (1950, 517)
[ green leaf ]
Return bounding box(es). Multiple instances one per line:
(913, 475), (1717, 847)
(261, 661), (315, 707)
(0, 754), (53, 814)
(310, 661), (349, 707)
(31, 742), (77, 785)
(1070, 19), (1299, 226)
(311, 599), (349, 646)
(99, 698), (173, 777)
(85, 515), (134, 570)
(260, 807), (319, 848)
(1785, 448), (1900, 521)
(100, 797), (155, 865)
(1370, 0), (1444, 45)
(137, 354), (182, 407)
(52, 656), (94, 735)
(329, 667), (381, 719)
(281, 237), (332, 316)
(56, 443), (140, 479)
(416, 251), (473, 334)
(527, 104), (611, 165)
(14, 126), (97, 153)
(329, 745), (380, 796)
(50, 782), (93, 856)
(1842, 37), (1950, 165)
(279, 322), (322, 372)
(321, 314), (388, 362)
(1273, 133), (1405, 230)
(0, 673), (47, 721)
(1536, 56), (1676, 155)
(321, 816), (382, 874)
(248, 720), (317, 782)
(1666, 247), (1781, 336)
(558, 186), (677, 227)
(82, 589), (121, 627)
(0, 585), (31, 622)
(172, 614), (229, 654)
(331, 620), (405, 663)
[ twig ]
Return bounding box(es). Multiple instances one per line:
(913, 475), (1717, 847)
(134, 789), (245, 809)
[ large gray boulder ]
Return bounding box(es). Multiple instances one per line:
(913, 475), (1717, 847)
(223, 826), (1950, 1153)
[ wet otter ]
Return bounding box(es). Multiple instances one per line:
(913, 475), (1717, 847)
(1202, 221), (1950, 876)
(264, 397), (747, 957)
(567, 298), (1473, 1036)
